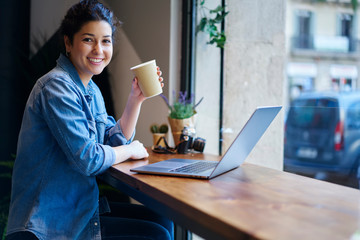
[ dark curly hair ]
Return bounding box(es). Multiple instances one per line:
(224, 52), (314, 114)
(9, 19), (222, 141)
(60, 0), (119, 44)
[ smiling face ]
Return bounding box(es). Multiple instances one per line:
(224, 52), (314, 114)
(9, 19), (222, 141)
(64, 20), (113, 85)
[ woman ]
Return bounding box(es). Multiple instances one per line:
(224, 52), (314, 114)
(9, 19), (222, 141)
(6, 0), (173, 239)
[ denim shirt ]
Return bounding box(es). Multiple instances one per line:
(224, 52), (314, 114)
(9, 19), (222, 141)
(7, 54), (133, 240)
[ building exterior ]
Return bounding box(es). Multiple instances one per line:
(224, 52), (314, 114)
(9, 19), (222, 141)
(286, 0), (360, 103)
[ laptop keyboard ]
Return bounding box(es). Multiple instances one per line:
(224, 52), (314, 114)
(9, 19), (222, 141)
(169, 161), (218, 174)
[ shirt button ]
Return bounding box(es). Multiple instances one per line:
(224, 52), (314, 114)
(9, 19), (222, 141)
(94, 222), (98, 226)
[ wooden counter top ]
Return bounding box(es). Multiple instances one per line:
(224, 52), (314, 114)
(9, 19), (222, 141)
(101, 151), (360, 240)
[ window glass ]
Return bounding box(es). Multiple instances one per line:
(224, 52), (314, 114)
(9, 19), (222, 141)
(339, 13), (353, 38)
(287, 99), (338, 129)
(294, 10), (313, 49)
(284, 93), (360, 189)
(286, 2), (360, 189)
(346, 102), (360, 130)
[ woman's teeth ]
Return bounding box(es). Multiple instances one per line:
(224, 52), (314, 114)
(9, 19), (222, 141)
(89, 58), (102, 63)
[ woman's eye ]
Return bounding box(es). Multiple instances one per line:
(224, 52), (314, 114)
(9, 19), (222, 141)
(83, 38), (93, 42)
(103, 39), (112, 44)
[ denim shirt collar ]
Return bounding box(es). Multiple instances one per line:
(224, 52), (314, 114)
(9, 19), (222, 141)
(57, 53), (95, 98)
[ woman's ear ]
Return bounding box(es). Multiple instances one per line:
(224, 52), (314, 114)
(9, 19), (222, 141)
(64, 35), (71, 53)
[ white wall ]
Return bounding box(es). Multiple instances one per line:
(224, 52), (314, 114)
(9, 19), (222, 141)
(105, 0), (179, 146)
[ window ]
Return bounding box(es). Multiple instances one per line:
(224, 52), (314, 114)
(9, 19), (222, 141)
(338, 13), (354, 51)
(339, 13), (353, 37)
(294, 10), (313, 49)
(193, 0), (284, 169)
(346, 102), (360, 130)
(331, 78), (353, 91)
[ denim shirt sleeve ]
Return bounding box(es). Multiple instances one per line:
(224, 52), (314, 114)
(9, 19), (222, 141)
(105, 116), (135, 146)
(40, 77), (115, 176)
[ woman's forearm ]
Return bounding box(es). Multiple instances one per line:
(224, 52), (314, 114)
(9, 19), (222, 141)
(119, 94), (143, 140)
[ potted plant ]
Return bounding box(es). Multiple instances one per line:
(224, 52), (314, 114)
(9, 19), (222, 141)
(161, 91), (203, 146)
(150, 124), (169, 147)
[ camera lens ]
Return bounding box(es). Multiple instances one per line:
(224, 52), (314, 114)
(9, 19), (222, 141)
(193, 137), (206, 152)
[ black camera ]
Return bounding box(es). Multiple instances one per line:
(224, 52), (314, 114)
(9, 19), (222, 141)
(177, 127), (206, 154)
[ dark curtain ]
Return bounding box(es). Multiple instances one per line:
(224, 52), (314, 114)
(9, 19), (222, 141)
(0, 0), (30, 237)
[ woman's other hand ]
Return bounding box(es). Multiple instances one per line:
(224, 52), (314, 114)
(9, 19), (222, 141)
(157, 66), (164, 88)
(126, 140), (149, 159)
(112, 140), (149, 165)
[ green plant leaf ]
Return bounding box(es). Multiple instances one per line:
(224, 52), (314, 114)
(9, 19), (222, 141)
(170, 102), (195, 119)
(0, 161), (14, 169)
(197, 18), (208, 33)
(210, 5), (224, 14)
(214, 13), (224, 23)
(206, 24), (218, 36)
(150, 124), (159, 133)
(214, 11), (229, 23)
(159, 124), (169, 133)
(0, 173), (12, 179)
(351, 0), (358, 12)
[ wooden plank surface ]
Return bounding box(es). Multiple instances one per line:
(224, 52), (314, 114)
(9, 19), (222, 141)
(104, 151), (360, 240)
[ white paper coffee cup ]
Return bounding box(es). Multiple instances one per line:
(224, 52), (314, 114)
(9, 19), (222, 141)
(130, 60), (163, 98)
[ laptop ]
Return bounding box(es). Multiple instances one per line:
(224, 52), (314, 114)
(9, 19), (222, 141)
(131, 106), (282, 179)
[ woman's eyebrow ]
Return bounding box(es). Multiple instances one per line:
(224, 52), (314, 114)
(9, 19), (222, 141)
(81, 33), (111, 38)
(82, 33), (95, 37)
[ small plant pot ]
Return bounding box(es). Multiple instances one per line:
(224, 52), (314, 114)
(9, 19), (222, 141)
(168, 114), (197, 147)
(152, 133), (166, 147)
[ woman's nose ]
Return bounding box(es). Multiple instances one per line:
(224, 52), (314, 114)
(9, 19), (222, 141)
(93, 42), (103, 54)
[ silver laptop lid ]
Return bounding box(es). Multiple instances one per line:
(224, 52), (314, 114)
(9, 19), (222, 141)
(209, 106), (281, 179)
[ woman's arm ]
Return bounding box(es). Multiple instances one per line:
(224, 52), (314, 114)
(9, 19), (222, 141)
(119, 67), (163, 140)
(119, 78), (145, 140)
